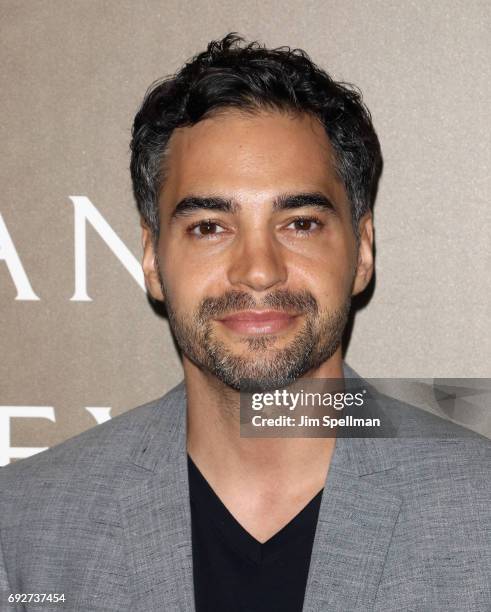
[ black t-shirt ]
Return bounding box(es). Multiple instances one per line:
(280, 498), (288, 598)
(188, 454), (323, 612)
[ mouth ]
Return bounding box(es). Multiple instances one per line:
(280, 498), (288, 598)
(217, 310), (300, 335)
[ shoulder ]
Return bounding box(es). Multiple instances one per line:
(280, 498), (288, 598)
(351, 389), (491, 505)
(383, 394), (489, 469)
(0, 382), (186, 526)
(362, 398), (491, 518)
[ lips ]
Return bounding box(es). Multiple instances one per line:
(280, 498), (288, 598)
(218, 310), (298, 335)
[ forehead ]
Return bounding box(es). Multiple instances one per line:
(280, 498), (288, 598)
(160, 109), (346, 208)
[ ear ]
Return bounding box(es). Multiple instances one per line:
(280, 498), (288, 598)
(351, 212), (374, 296)
(141, 221), (165, 302)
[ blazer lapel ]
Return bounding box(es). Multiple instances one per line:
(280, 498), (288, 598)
(302, 437), (402, 612)
(118, 383), (196, 612)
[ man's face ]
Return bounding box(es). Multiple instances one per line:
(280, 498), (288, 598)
(143, 110), (373, 390)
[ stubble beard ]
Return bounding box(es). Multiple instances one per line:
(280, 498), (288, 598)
(161, 282), (351, 393)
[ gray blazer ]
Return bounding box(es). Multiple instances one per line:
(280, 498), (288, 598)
(0, 368), (490, 611)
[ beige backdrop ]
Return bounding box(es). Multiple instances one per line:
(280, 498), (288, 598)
(1, 0), (490, 464)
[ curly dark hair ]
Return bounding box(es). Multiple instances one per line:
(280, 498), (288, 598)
(130, 33), (382, 242)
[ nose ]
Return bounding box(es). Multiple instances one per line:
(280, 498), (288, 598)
(226, 230), (288, 292)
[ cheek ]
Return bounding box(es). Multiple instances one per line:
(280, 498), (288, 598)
(159, 243), (225, 309)
(298, 264), (353, 307)
(292, 238), (356, 301)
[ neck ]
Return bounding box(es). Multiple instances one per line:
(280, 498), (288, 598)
(185, 350), (343, 493)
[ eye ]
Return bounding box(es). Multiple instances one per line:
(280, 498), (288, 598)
(286, 216), (323, 233)
(189, 221), (226, 237)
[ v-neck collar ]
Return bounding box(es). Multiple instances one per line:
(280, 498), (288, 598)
(187, 453), (324, 565)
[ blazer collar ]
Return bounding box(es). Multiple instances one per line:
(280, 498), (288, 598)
(301, 435), (402, 611)
(301, 366), (403, 610)
(120, 381), (194, 610)
(119, 368), (402, 610)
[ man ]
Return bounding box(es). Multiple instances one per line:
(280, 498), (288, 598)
(0, 34), (489, 611)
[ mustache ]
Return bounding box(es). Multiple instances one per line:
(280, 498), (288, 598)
(197, 289), (319, 322)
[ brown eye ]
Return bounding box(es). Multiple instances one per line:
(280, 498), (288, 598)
(199, 222), (216, 234)
(190, 221), (225, 236)
(286, 217), (321, 232)
(294, 219), (313, 231)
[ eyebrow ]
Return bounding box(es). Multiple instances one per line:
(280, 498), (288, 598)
(170, 192), (337, 219)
